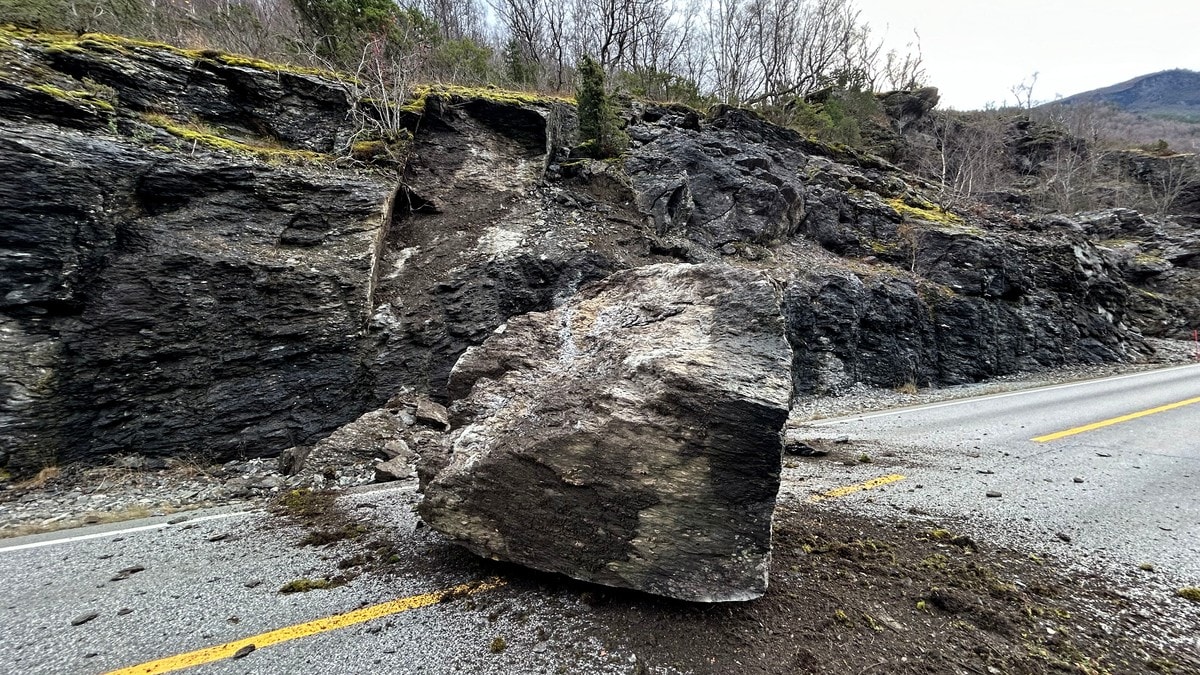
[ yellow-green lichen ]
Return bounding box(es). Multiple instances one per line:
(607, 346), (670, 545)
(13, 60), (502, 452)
(1, 25), (347, 82)
(27, 84), (114, 111)
(410, 83), (574, 110)
(888, 197), (965, 226)
(143, 113), (330, 166)
(212, 53), (348, 81)
(1177, 587), (1200, 603)
(1133, 252), (1167, 265)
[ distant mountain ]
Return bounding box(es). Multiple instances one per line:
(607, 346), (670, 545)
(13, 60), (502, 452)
(1055, 69), (1200, 120)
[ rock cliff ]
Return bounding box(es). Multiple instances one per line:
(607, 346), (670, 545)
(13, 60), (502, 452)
(0, 26), (1192, 477)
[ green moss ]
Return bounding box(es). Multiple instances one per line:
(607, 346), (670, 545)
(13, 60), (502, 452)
(865, 238), (899, 254)
(349, 130), (411, 163)
(143, 113), (330, 166)
(488, 637), (507, 653)
(1, 25), (347, 81)
(79, 32), (202, 58)
(276, 488), (334, 517)
(412, 84), (573, 109)
(1177, 587), (1200, 603)
(27, 84), (114, 111)
(887, 197), (965, 226)
(298, 524), (367, 547)
(279, 577), (341, 594)
(213, 53), (348, 81)
(351, 140), (389, 160)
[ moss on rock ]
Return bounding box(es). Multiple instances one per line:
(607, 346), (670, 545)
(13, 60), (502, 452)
(142, 113), (330, 165)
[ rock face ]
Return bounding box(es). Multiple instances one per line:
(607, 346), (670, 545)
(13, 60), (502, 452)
(2, 28), (1189, 478)
(0, 29), (394, 473)
(419, 264), (793, 602)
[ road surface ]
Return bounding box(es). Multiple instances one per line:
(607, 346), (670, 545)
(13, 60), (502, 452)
(1, 364), (1197, 673)
(792, 362), (1200, 578)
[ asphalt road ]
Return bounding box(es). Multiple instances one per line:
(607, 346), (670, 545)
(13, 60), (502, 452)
(1, 364), (1197, 674)
(794, 362), (1200, 579)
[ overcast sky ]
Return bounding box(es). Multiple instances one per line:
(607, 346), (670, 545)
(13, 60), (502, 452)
(854, 0), (1200, 110)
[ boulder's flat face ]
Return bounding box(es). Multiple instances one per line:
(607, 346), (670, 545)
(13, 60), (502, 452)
(418, 263), (793, 602)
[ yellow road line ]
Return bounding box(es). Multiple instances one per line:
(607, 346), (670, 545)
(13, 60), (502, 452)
(1032, 395), (1200, 443)
(808, 474), (906, 503)
(105, 577), (507, 675)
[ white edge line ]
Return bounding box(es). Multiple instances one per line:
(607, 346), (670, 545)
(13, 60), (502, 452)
(805, 362), (1200, 427)
(0, 511), (251, 553)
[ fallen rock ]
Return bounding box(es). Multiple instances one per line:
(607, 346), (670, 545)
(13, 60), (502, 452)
(415, 399), (451, 431)
(110, 565), (145, 581)
(374, 456), (415, 483)
(783, 438), (830, 457)
(419, 263), (793, 602)
(381, 439), (411, 460)
(71, 612), (100, 626)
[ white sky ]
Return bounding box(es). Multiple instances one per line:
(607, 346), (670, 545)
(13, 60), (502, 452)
(854, 0), (1200, 110)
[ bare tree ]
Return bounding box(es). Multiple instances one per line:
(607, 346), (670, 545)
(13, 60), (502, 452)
(882, 30), (925, 91)
(1010, 71), (1039, 109)
(1141, 154), (1199, 219)
(491, 0), (547, 70)
(920, 111), (1008, 207)
(705, 0), (755, 104)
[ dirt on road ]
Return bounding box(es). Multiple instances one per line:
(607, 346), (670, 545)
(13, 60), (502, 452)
(280, 488), (1200, 675)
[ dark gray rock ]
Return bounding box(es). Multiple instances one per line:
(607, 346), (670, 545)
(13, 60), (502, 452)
(626, 107), (807, 248)
(0, 120), (392, 474)
(419, 263), (793, 602)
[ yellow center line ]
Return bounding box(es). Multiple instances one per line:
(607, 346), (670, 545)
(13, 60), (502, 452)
(105, 577), (507, 675)
(1032, 395), (1200, 443)
(808, 474), (906, 503)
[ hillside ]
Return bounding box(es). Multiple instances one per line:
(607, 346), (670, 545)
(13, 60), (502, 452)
(1056, 69), (1200, 120)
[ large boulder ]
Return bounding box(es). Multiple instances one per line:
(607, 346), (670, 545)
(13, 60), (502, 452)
(418, 263), (793, 602)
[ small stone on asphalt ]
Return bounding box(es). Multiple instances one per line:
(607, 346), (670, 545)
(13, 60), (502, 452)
(232, 644), (255, 659)
(71, 612), (100, 626)
(1073, 477), (1084, 483)
(1056, 532), (1072, 543)
(986, 491), (1002, 498)
(111, 565), (145, 581)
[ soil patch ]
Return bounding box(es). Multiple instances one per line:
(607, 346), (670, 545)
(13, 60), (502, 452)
(271, 488), (1200, 674)
(554, 503), (1200, 674)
